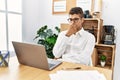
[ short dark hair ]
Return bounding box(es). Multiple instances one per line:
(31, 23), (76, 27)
(69, 7), (84, 18)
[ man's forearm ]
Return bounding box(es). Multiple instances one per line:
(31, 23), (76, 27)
(53, 33), (69, 58)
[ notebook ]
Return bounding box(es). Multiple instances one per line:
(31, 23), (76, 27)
(12, 41), (62, 70)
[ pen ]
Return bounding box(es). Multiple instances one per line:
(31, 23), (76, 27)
(62, 67), (81, 70)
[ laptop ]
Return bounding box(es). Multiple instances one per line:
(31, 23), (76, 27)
(12, 41), (62, 70)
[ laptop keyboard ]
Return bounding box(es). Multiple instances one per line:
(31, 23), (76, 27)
(48, 59), (56, 68)
(48, 63), (56, 68)
(47, 58), (62, 69)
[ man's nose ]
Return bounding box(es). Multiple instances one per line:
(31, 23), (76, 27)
(70, 22), (75, 26)
(70, 20), (75, 24)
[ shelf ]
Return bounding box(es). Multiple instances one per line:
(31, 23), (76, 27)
(84, 18), (102, 21)
(94, 44), (115, 70)
(96, 65), (112, 69)
(82, 18), (116, 70)
(83, 18), (103, 44)
(95, 44), (115, 48)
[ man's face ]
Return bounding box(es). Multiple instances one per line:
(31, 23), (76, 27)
(68, 14), (84, 30)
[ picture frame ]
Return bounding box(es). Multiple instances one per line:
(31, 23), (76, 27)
(52, 0), (94, 14)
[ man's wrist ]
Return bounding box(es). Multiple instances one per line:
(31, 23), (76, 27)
(65, 34), (70, 37)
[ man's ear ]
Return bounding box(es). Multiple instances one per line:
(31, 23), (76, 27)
(81, 18), (84, 23)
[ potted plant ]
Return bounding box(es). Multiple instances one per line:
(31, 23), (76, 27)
(34, 25), (60, 58)
(100, 54), (106, 67)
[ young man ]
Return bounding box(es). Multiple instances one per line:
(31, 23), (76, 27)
(53, 7), (95, 66)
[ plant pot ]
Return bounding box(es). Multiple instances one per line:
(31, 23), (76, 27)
(100, 61), (106, 67)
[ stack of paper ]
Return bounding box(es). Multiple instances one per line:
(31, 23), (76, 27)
(49, 70), (106, 80)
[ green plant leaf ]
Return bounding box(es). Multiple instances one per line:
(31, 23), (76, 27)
(46, 29), (53, 37)
(33, 35), (40, 40)
(37, 25), (47, 34)
(46, 36), (56, 45)
(39, 32), (48, 39)
(55, 26), (60, 33)
(100, 55), (106, 61)
(37, 39), (45, 45)
(34, 25), (60, 58)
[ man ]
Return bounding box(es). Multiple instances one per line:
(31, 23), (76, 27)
(53, 7), (95, 66)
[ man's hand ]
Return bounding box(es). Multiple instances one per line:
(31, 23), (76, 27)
(54, 57), (60, 60)
(65, 24), (78, 37)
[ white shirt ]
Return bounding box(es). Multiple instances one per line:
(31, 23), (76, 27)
(53, 28), (95, 65)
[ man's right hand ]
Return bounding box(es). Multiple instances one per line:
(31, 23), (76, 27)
(65, 24), (78, 37)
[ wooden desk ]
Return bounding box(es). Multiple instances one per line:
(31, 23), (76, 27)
(0, 57), (112, 80)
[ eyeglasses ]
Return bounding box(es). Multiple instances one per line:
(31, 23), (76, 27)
(67, 18), (81, 23)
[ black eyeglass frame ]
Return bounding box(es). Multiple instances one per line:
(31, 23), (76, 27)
(67, 18), (81, 23)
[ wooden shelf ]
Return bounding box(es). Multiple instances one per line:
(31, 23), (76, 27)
(94, 44), (115, 70)
(83, 18), (103, 44)
(88, 18), (116, 70)
(96, 65), (112, 69)
(95, 44), (115, 48)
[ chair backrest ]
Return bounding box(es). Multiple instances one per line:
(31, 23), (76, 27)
(60, 23), (97, 66)
(60, 23), (69, 31)
(91, 48), (98, 66)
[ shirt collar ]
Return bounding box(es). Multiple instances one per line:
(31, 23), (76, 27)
(76, 28), (84, 36)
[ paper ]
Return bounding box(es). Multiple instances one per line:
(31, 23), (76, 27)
(76, 0), (92, 11)
(53, 0), (66, 12)
(49, 70), (106, 80)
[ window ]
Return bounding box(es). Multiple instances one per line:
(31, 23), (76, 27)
(0, 0), (22, 51)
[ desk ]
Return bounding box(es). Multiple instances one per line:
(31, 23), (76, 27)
(0, 56), (112, 80)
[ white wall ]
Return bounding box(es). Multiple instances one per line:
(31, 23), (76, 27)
(22, 0), (120, 80)
(22, 0), (68, 43)
(113, 29), (120, 80)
